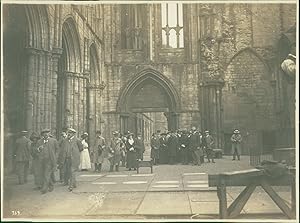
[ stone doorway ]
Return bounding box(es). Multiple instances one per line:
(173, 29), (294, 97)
(117, 69), (180, 136)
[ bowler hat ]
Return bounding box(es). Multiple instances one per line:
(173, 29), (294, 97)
(234, 129), (240, 134)
(21, 130), (28, 135)
(204, 130), (209, 133)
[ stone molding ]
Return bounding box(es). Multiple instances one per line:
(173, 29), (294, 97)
(87, 82), (106, 90)
(60, 71), (90, 80)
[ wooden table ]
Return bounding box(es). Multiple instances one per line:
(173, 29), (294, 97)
(208, 168), (296, 219)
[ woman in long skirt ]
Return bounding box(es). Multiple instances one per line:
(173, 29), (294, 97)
(79, 132), (92, 171)
(125, 133), (137, 170)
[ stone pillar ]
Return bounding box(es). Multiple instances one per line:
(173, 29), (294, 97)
(24, 48), (38, 133)
(51, 47), (62, 137)
(120, 113), (130, 134)
(87, 82), (106, 140)
(204, 80), (224, 150)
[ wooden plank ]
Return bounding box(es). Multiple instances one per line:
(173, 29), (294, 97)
(261, 180), (294, 219)
(227, 183), (257, 218)
(220, 169), (263, 177)
(208, 174), (293, 187)
(218, 177), (228, 219)
(291, 176), (296, 216)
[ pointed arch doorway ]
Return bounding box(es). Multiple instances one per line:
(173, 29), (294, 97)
(117, 69), (180, 137)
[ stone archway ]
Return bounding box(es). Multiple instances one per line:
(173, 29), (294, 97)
(3, 5), (50, 173)
(117, 68), (180, 134)
(57, 17), (87, 135)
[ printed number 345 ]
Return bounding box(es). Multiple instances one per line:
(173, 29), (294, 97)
(12, 210), (21, 216)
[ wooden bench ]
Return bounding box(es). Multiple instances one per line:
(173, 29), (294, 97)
(208, 168), (296, 219)
(136, 159), (153, 174)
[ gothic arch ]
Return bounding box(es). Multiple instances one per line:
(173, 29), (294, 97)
(62, 17), (81, 73)
(117, 68), (181, 113)
(225, 47), (271, 75)
(24, 5), (50, 50)
(89, 43), (100, 83)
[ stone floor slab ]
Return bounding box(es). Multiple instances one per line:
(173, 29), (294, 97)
(136, 192), (191, 215)
(87, 192), (144, 215)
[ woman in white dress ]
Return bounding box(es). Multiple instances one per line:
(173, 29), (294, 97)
(79, 132), (92, 171)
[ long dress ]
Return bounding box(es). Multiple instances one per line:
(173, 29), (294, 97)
(79, 139), (92, 170)
(126, 138), (137, 169)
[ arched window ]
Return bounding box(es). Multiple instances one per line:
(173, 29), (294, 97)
(121, 4), (145, 49)
(161, 3), (184, 48)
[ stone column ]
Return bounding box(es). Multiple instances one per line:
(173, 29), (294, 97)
(204, 80), (224, 150)
(120, 113), (130, 134)
(51, 47), (62, 137)
(24, 48), (38, 133)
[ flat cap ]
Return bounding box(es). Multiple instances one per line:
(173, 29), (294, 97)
(41, 129), (51, 134)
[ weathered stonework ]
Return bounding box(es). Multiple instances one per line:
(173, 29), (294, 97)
(3, 2), (296, 174)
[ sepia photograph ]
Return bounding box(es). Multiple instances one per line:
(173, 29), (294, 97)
(1, 0), (298, 221)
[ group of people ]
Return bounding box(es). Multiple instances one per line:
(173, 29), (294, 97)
(13, 126), (242, 194)
(150, 127), (216, 166)
(14, 128), (84, 194)
(13, 128), (146, 194)
(150, 127), (243, 165)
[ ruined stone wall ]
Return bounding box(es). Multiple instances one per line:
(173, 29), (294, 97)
(218, 4), (296, 153)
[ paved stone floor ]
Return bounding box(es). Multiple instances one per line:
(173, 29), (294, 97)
(2, 156), (294, 220)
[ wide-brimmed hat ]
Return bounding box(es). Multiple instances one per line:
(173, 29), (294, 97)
(20, 130), (28, 135)
(234, 129), (240, 134)
(68, 128), (76, 133)
(41, 128), (51, 134)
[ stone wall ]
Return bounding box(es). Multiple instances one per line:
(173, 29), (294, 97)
(3, 3), (297, 166)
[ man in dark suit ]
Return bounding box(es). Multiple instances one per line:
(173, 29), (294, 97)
(14, 130), (31, 185)
(135, 133), (145, 161)
(60, 128), (82, 191)
(188, 127), (202, 166)
(36, 129), (59, 194)
(179, 129), (189, 165)
(167, 131), (178, 164)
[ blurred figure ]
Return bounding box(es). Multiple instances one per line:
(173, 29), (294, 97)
(79, 132), (92, 171)
(150, 133), (160, 165)
(203, 130), (215, 163)
(125, 132), (137, 171)
(109, 131), (124, 172)
(60, 128), (82, 191)
(91, 130), (106, 172)
(159, 133), (168, 164)
(135, 133), (145, 161)
(179, 129), (189, 165)
(198, 131), (205, 164)
(231, 129), (242, 161)
(188, 127), (202, 166)
(120, 134), (127, 167)
(168, 131), (178, 164)
(57, 131), (68, 183)
(30, 132), (42, 189)
(36, 129), (58, 194)
(14, 130), (31, 185)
